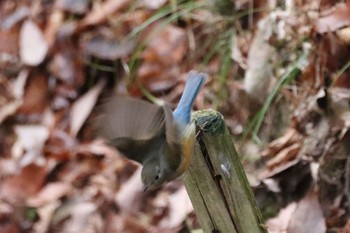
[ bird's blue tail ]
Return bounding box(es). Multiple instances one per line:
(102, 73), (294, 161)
(173, 71), (207, 125)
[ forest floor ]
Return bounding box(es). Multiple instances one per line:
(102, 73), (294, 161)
(1, 0), (350, 232)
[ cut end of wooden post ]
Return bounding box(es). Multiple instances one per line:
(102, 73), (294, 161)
(193, 109), (225, 133)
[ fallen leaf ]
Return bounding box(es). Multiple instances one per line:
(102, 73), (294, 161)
(1, 6), (29, 30)
(58, 202), (98, 233)
(49, 48), (84, 86)
(287, 191), (326, 233)
(12, 125), (49, 166)
(330, 87), (350, 117)
(0, 164), (46, 202)
(266, 143), (301, 170)
(262, 178), (281, 193)
(105, 212), (151, 233)
(44, 129), (77, 161)
(18, 73), (48, 115)
(20, 20), (48, 66)
(0, 101), (21, 124)
(244, 16), (275, 104)
(316, 3), (350, 33)
(159, 186), (193, 228)
(267, 202), (297, 233)
(44, 10), (64, 47)
(10, 69), (29, 100)
(0, 24), (21, 73)
(57, 0), (91, 14)
(0, 222), (21, 233)
(115, 167), (143, 212)
(76, 140), (117, 158)
(81, 35), (135, 60)
(139, 0), (167, 10)
(336, 27), (350, 44)
(231, 38), (247, 69)
(337, 218), (350, 233)
(262, 128), (301, 157)
(69, 79), (106, 137)
(142, 24), (187, 65)
(81, 0), (130, 27)
(27, 182), (70, 207)
(32, 201), (61, 233)
(0, 22), (20, 55)
(137, 64), (181, 94)
(0, 70), (28, 123)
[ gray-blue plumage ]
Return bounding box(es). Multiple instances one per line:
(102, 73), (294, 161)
(173, 71), (207, 128)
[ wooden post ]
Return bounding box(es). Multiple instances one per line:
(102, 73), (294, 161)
(183, 110), (267, 233)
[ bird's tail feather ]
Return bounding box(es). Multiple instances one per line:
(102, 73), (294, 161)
(173, 70), (207, 124)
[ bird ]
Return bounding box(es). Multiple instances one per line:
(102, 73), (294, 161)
(97, 70), (207, 190)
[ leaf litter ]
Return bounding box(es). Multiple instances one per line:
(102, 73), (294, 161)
(1, 0), (350, 232)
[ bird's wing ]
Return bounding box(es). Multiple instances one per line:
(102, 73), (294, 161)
(95, 96), (165, 164)
(163, 104), (182, 170)
(109, 136), (161, 164)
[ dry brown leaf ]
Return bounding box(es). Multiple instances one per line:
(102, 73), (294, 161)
(0, 101), (21, 124)
(61, 202), (99, 233)
(0, 23), (20, 55)
(44, 10), (64, 47)
(231, 38), (247, 69)
(267, 143), (301, 170)
(244, 16), (275, 103)
(76, 140), (117, 158)
(1, 6), (29, 30)
(19, 20), (48, 66)
(27, 182), (70, 207)
(81, 35), (135, 60)
(287, 191), (326, 233)
(142, 24), (187, 65)
(262, 128), (301, 157)
(18, 73), (48, 115)
(69, 79), (106, 137)
(0, 25), (21, 73)
(52, 200), (77, 224)
(340, 111), (350, 131)
(81, 0), (130, 27)
(267, 202), (297, 233)
(49, 49), (84, 85)
(140, 0), (167, 10)
(137, 61), (179, 93)
(0, 164), (46, 202)
(44, 129), (77, 161)
(159, 186), (193, 229)
(57, 0), (90, 14)
(115, 167), (143, 212)
(104, 212), (152, 233)
(0, 70), (27, 144)
(12, 124), (49, 166)
(10, 69), (28, 99)
(32, 201), (61, 233)
(337, 218), (350, 233)
(336, 27), (350, 44)
(316, 3), (350, 33)
(330, 87), (350, 117)
(0, 222), (21, 233)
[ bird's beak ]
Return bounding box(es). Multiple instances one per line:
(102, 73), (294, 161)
(143, 185), (149, 192)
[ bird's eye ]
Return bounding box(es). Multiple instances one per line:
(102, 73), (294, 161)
(155, 174), (160, 180)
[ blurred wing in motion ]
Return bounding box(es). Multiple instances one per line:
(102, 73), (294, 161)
(96, 96), (165, 164)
